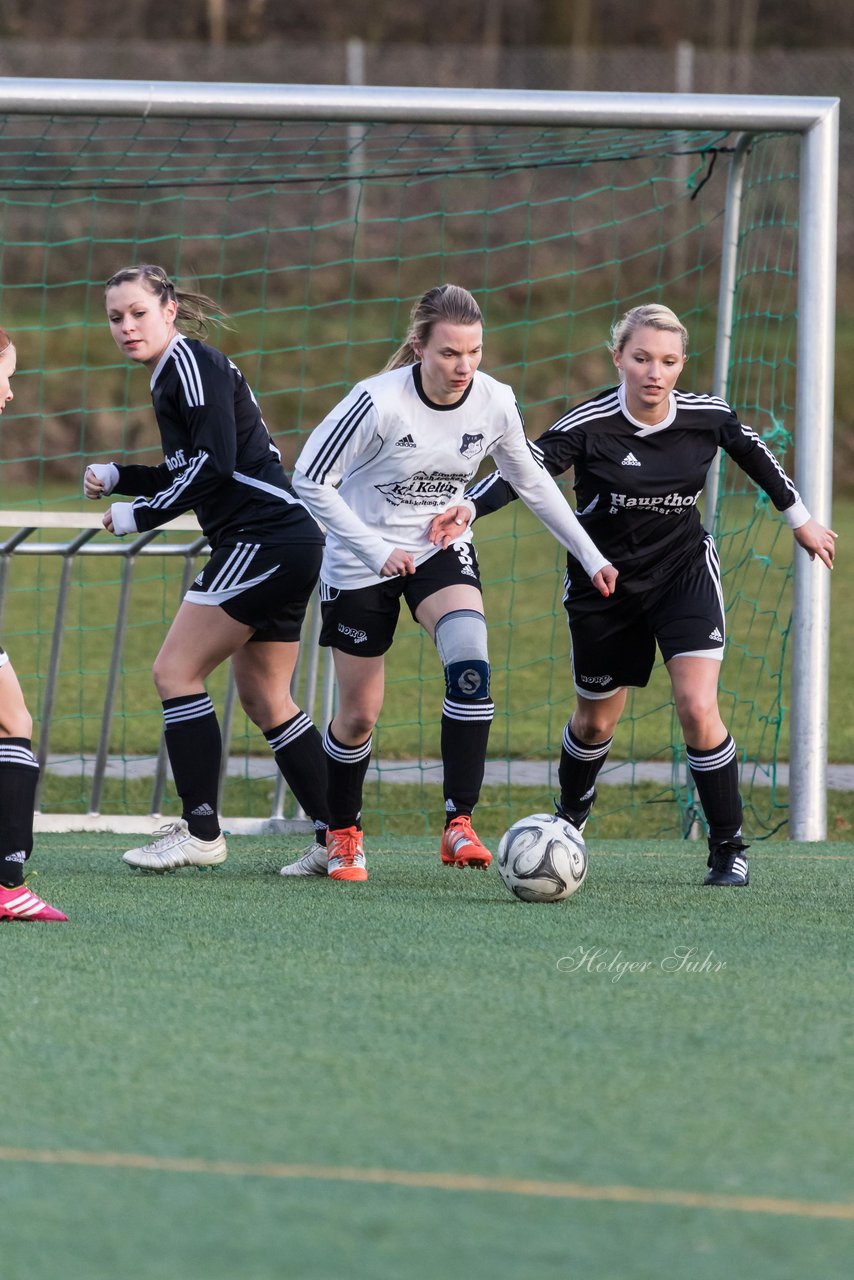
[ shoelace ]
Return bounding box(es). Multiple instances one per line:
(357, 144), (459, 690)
(330, 831), (362, 863)
(144, 821), (184, 849)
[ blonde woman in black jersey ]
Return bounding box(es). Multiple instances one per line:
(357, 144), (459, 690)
(85, 265), (329, 873)
(432, 303), (837, 886)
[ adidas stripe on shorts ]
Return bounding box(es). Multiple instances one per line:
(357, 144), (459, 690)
(185, 539), (323, 642)
(318, 542), (483, 657)
(566, 534), (726, 697)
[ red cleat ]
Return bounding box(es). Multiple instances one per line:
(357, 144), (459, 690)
(440, 815), (492, 869)
(326, 826), (368, 882)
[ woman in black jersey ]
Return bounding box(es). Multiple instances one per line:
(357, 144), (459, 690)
(0, 327), (67, 921)
(84, 264), (329, 873)
(431, 303), (837, 886)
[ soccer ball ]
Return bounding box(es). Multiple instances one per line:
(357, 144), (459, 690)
(496, 813), (588, 903)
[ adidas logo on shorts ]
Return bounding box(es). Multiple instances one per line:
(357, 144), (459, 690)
(395, 434), (416, 448)
(709, 627), (723, 642)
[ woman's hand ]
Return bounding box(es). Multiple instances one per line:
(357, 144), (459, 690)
(793, 518), (837, 570)
(380, 548), (417, 578)
(428, 503), (474, 549)
(591, 564), (618, 598)
(101, 503), (137, 537)
(84, 462), (119, 500)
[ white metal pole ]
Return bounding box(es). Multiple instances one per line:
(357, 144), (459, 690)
(789, 104), (839, 839)
(346, 38), (367, 222)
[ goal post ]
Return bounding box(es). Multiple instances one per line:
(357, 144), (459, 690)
(0, 79), (838, 840)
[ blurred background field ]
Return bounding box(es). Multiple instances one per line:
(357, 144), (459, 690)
(0, 99), (837, 840)
(0, 10), (849, 842)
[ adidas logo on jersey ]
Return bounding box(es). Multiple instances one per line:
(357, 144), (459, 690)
(709, 627), (723, 642)
(621, 452), (641, 466)
(395, 434), (416, 448)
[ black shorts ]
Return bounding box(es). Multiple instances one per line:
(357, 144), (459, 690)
(319, 541), (483, 657)
(566, 535), (726, 698)
(185, 539), (323, 642)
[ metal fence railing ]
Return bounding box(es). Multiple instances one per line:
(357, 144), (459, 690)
(0, 512), (330, 833)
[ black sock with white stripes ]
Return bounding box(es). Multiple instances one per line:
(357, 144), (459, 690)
(324, 725), (372, 830)
(441, 695), (494, 823)
(0, 738), (38, 887)
(686, 735), (744, 844)
(162, 694), (222, 841)
(558, 722), (612, 818)
(264, 712), (329, 839)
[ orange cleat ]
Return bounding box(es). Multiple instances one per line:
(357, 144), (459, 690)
(440, 814), (492, 869)
(326, 826), (368, 882)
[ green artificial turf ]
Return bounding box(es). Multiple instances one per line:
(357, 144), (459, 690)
(3, 834), (851, 1279)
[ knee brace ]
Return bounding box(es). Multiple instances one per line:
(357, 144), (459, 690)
(434, 609), (491, 701)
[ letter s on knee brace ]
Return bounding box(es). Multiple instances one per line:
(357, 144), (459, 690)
(434, 609), (490, 701)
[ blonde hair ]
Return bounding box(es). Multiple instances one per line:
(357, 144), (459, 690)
(385, 284), (483, 370)
(105, 264), (232, 337)
(609, 304), (688, 357)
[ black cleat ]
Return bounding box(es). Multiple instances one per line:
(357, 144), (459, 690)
(555, 789), (595, 835)
(704, 839), (750, 886)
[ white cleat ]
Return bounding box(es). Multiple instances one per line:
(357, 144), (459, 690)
(122, 819), (227, 873)
(279, 840), (328, 877)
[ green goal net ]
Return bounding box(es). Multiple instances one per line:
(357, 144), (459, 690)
(0, 90), (826, 838)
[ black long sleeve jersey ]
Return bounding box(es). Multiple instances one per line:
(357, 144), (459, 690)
(466, 384), (804, 597)
(113, 335), (322, 549)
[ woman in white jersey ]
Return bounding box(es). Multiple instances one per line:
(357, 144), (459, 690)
(84, 265), (329, 874)
(281, 284), (616, 882)
(0, 329), (67, 921)
(433, 303), (837, 887)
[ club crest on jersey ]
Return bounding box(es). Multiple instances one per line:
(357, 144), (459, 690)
(459, 433), (484, 459)
(376, 471), (465, 508)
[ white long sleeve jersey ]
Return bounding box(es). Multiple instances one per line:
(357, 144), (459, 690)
(292, 363), (610, 589)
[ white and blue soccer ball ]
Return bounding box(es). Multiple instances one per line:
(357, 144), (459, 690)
(497, 813), (588, 903)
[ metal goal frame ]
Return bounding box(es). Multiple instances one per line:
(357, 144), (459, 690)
(0, 79), (838, 838)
